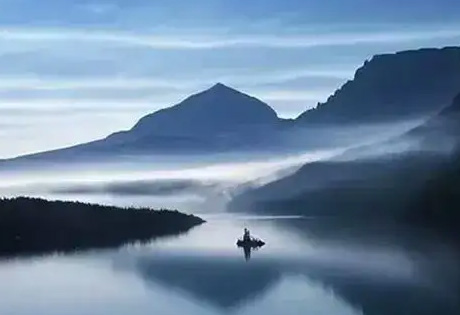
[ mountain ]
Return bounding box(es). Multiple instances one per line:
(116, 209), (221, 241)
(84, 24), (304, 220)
(2, 83), (287, 165)
(296, 47), (460, 124)
(229, 91), (460, 220)
(412, 152), (460, 238)
(99, 83), (286, 153)
(118, 82), (279, 138)
(4, 46), (460, 166)
(408, 92), (460, 237)
(406, 90), (460, 148)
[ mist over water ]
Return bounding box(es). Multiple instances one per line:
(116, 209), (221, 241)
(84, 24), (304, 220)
(0, 149), (341, 212)
(0, 0), (459, 312)
(0, 118), (426, 212)
(1, 118), (459, 315)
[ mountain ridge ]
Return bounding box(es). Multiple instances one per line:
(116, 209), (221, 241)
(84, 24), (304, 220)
(0, 83), (288, 165)
(296, 46), (460, 124)
(229, 90), (460, 217)
(106, 82), (281, 142)
(2, 46), (460, 164)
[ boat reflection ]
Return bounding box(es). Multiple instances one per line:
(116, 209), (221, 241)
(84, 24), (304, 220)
(236, 228), (266, 261)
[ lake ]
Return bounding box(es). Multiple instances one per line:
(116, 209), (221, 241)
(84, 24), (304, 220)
(1, 214), (459, 315)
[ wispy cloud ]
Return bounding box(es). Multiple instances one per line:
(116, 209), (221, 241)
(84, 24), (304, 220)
(0, 69), (351, 92)
(0, 27), (459, 50)
(0, 100), (158, 112)
(0, 149), (339, 186)
(255, 89), (331, 102)
(0, 21), (457, 158)
(78, 2), (118, 15)
(0, 107), (147, 158)
(0, 68), (350, 108)
(0, 76), (189, 90)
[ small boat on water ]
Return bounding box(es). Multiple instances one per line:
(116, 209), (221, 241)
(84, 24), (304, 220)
(236, 228), (265, 248)
(236, 238), (265, 248)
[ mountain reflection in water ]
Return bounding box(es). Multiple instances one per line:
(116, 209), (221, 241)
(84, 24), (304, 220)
(0, 216), (459, 315)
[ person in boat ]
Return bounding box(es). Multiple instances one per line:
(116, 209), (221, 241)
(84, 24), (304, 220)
(243, 228), (251, 241)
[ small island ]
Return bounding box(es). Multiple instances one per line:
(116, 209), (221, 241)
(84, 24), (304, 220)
(0, 197), (205, 256)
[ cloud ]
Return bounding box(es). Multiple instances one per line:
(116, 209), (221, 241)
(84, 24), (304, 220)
(254, 89), (331, 102)
(0, 77), (192, 103)
(214, 68), (353, 87)
(0, 67), (352, 90)
(78, 2), (118, 15)
(0, 69), (349, 111)
(0, 149), (338, 186)
(52, 179), (219, 197)
(0, 76), (189, 90)
(0, 106), (149, 158)
(0, 22), (457, 158)
(0, 100), (157, 113)
(0, 26), (459, 50)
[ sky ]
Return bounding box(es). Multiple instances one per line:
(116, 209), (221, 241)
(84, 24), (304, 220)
(0, 0), (459, 158)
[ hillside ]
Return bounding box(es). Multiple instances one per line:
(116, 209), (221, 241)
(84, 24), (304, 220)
(2, 47), (460, 166)
(296, 47), (460, 124)
(123, 82), (280, 137)
(1, 83), (287, 166)
(229, 91), (460, 221)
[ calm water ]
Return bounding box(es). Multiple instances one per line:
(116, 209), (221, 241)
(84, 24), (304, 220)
(1, 214), (459, 315)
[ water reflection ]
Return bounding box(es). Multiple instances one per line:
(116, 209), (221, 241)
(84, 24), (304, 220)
(243, 245), (251, 261)
(135, 255), (280, 310)
(239, 244), (265, 261)
(0, 217), (459, 315)
(118, 217), (460, 315)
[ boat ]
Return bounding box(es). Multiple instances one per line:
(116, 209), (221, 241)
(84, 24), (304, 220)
(236, 238), (265, 248)
(237, 228), (265, 248)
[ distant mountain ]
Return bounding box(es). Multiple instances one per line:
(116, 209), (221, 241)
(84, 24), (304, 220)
(406, 90), (460, 149)
(229, 91), (460, 220)
(2, 83), (288, 165)
(408, 92), (460, 237)
(4, 46), (460, 166)
(413, 152), (460, 238)
(99, 83), (286, 153)
(296, 47), (460, 124)
(118, 83), (280, 138)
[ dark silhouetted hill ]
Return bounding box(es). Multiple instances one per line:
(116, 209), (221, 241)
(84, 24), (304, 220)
(230, 91), (460, 226)
(410, 92), (460, 237)
(0, 197), (204, 256)
(3, 47), (460, 167)
(123, 83), (279, 137)
(296, 47), (460, 124)
(406, 90), (460, 148)
(1, 83), (288, 166)
(99, 83), (284, 153)
(411, 152), (460, 239)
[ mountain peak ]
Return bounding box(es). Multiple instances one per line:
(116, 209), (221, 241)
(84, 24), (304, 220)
(210, 82), (229, 89)
(206, 82), (241, 95)
(296, 46), (460, 124)
(128, 82), (279, 137)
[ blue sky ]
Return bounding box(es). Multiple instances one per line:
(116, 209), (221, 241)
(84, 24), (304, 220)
(0, 0), (459, 157)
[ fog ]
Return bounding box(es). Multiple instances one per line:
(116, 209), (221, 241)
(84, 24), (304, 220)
(0, 116), (443, 214)
(0, 149), (341, 212)
(300, 116), (457, 162)
(280, 117), (425, 150)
